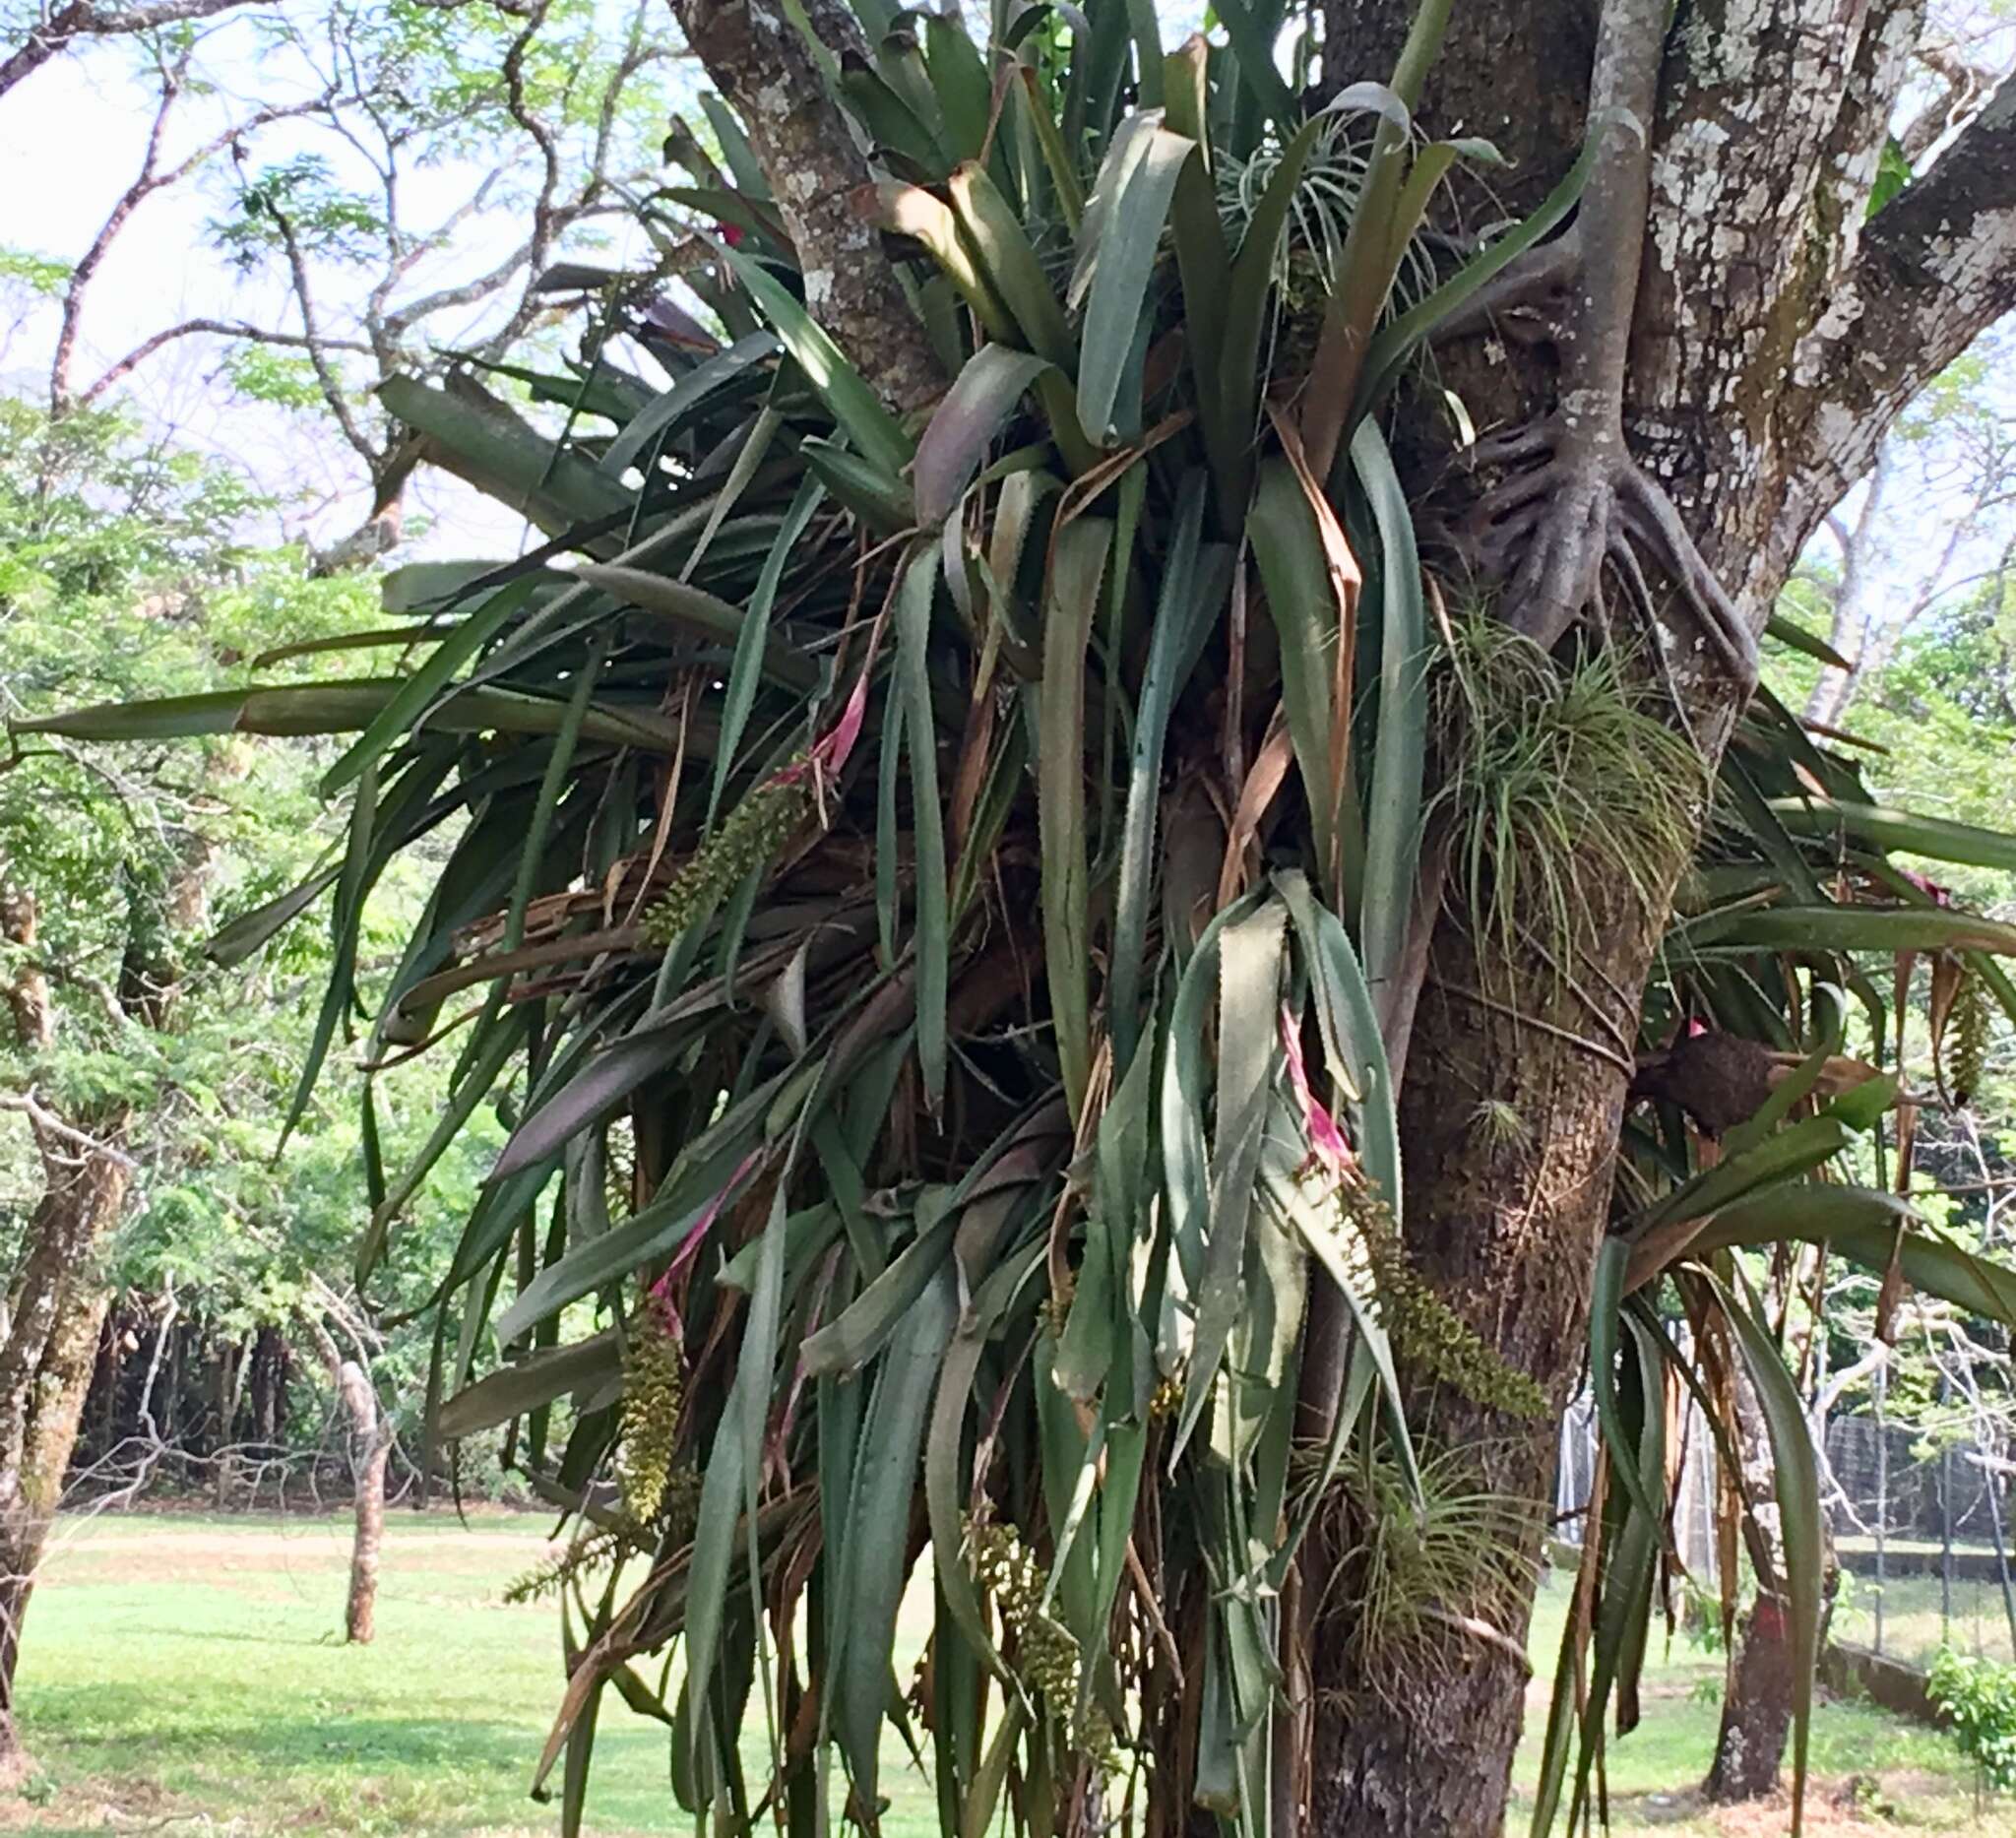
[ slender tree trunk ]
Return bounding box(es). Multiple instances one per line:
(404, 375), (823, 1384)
(0, 885), (139, 1784)
(1705, 1370), (1842, 1802)
(338, 1360), (390, 1644)
(300, 1310), (390, 1645)
(1803, 444), (1894, 729)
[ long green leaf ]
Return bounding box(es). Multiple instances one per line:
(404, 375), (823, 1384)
(721, 243), (914, 480)
(1352, 419), (1427, 1023)
(439, 1330), (620, 1438)
(1075, 126), (1192, 442)
(1714, 1274), (1823, 1837)
(897, 550), (951, 1109)
(1040, 518), (1115, 1116)
(1680, 904), (2016, 957)
(1767, 796), (2016, 873)
(914, 347), (1053, 526)
(1111, 475), (1226, 1071)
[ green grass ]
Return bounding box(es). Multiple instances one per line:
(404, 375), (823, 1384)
(1, 1513), (1995, 1835)
(1831, 1570), (2016, 1669)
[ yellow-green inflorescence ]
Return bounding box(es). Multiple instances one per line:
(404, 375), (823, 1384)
(1950, 968), (1991, 1108)
(504, 1524), (632, 1605)
(618, 1298), (687, 1525)
(640, 772), (810, 947)
(965, 1518), (1119, 1777)
(1347, 1184), (1550, 1421)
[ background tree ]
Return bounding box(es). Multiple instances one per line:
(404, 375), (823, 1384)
(7, 0), (673, 558)
(0, 392), (509, 1769)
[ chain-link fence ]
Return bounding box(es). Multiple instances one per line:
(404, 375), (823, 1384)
(1553, 1395), (2016, 1668)
(1825, 1414), (2016, 1667)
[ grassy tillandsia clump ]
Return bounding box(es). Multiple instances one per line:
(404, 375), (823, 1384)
(1313, 1437), (1544, 1708)
(1428, 611), (1706, 983)
(29, 1), (2016, 1835)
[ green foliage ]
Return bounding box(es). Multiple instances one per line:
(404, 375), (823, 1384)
(0, 245), (68, 298)
(0, 395), (495, 1406)
(219, 347), (328, 412)
(1928, 1649), (2016, 1798)
(1323, 1438), (1540, 1686)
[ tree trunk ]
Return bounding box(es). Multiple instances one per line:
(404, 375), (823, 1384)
(1309, 841), (1677, 1833)
(1803, 443), (1895, 728)
(0, 885), (139, 1785)
(1706, 1595), (1795, 1802)
(0, 1145), (128, 1786)
(1704, 1364), (1843, 1802)
(301, 1307), (391, 1647)
(338, 1359), (389, 1645)
(1289, 3), (2016, 1831)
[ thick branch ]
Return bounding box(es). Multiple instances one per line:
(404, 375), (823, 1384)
(1791, 72), (2016, 518)
(667, 0), (944, 415)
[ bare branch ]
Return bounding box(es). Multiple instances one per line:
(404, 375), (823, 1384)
(234, 142), (382, 468)
(1899, 38), (1995, 163)
(0, 0), (281, 101)
(0, 1091), (139, 1170)
(49, 60), (334, 412)
(80, 318), (375, 406)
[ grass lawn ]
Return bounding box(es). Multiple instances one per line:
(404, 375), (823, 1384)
(0, 1511), (1998, 1835)
(1830, 1570), (2016, 1670)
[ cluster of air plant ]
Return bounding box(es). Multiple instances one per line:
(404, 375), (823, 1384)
(1428, 611), (1705, 982)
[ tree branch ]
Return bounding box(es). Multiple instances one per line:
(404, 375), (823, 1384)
(0, 0), (280, 101)
(1792, 72), (2016, 518)
(80, 319), (376, 407)
(0, 1091), (139, 1171)
(50, 65), (334, 412)
(235, 143), (382, 468)
(669, 0), (944, 415)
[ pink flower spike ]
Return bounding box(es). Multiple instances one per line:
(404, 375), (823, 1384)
(812, 670), (871, 777)
(1280, 1005), (1353, 1178)
(642, 1280), (684, 1342)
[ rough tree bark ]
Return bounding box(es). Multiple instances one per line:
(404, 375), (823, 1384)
(0, 888), (131, 1786)
(662, 0), (2016, 1829)
(666, 0), (946, 417)
(1292, 3), (2015, 1829)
